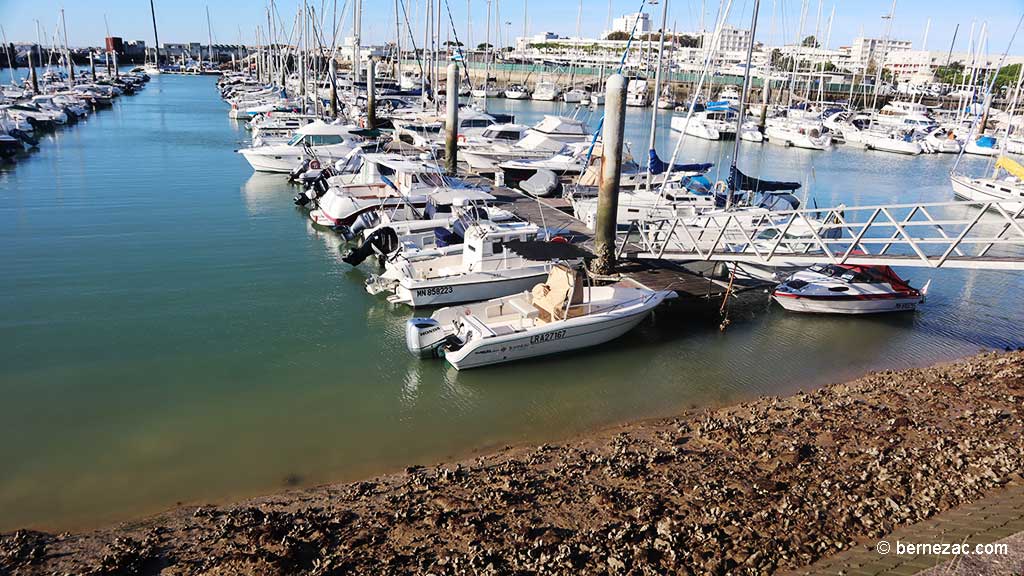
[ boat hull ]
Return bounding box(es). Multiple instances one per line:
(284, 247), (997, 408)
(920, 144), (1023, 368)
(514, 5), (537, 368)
(772, 292), (922, 314)
(445, 303), (659, 369)
(950, 175), (1024, 212)
(391, 271), (551, 307)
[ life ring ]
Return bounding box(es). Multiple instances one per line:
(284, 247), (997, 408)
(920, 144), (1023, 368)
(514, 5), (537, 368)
(550, 236), (569, 244)
(309, 159), (321, 170)
(457, 134), (466, 143)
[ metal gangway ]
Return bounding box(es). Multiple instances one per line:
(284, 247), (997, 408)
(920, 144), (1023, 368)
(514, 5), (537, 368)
(623, 200), (1024, 271)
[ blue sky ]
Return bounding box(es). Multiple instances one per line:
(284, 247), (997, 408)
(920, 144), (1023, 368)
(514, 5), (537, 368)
(1, 0), (1022, 55)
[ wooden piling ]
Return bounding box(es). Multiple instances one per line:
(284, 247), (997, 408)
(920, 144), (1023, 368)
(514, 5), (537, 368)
(445, 63), (459, 175)
(366, 59), (376, 130)
(592, 73), (627, 275)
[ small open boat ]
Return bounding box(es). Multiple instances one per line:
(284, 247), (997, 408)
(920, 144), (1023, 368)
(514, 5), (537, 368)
(772, 263), (929, 314)
(406, 264), (675, 369)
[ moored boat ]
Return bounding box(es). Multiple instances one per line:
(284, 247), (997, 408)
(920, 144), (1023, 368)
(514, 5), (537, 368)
(772, 263), (928, 314)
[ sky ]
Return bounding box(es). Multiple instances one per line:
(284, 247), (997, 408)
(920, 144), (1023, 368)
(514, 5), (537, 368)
(1, 0), (1022, 55)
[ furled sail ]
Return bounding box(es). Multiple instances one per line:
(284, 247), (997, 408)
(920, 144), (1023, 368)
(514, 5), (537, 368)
(728, 166), (802, 193)
(648, 150), (713, 176)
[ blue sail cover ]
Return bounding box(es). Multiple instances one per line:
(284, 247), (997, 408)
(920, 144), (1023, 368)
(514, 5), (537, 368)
(728, 166), (802, 193)
(648, 150), (713, 176)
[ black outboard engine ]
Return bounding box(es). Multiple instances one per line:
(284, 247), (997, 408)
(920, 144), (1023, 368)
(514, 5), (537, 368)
(342, 226), (400, 266)
(338, 211), (381, 240)
(293, 171), (332, 206)
(10, 130), (39, 148)
(288, 159), (311, 182)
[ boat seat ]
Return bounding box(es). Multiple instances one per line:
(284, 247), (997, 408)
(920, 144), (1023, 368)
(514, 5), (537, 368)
(490, 325), (516, 336)
(531, 264), (585, 322)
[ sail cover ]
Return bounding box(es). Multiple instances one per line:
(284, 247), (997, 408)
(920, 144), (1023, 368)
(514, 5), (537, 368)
(729, 166), (802, 193)
(648, 150), (713, 176)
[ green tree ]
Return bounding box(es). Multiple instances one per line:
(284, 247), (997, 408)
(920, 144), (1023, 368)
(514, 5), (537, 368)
(444, 40), (464, 47)
(605, 31), (630, 41)
(934, 62), (965, 84)
(476, 42), (492, 51)
(994, 63), (1022, 89)
(802, 35), (819, 48)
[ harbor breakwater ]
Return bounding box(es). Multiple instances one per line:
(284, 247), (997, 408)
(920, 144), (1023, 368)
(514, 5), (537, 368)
(2, 350), (1021, 575)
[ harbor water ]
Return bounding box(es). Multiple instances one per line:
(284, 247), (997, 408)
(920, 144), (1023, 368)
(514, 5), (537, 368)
(1, 74), (1021, 531)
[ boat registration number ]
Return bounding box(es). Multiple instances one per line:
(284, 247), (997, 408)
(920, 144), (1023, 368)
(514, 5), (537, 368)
(895, 303), (917, 310)
(530, 330), (566, 344)
(416, 286), (453, 297)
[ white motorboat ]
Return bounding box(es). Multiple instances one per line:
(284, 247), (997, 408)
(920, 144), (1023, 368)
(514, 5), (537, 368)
(765, 118), (832, 150)
(526, 115), (590, 143)
(531, 80), (561, 101)
(626, 79), (650, 107)
(773, 263), (928, 314)
(498, 142), (589, 177)
(739, 122), (764, 142)
(308, 154), (447, 227)
(504, 84), (530, 99)
(923, 127), (962, 154)
(862, 128), (923, 155)
(405, 264), (675, 369)
(461, 131), (568, 173)
(238, 120), (364, 173)
(671, 109), (736, 140)
(657, 94), (677, 110)
(471, 81), (502, 98)
(367, 221), (586, 307)
(874, 101), (935, 130)
(964, 135), (1000, 156)
(950, 156), (1024, 213)
(563, 88), (588, 104)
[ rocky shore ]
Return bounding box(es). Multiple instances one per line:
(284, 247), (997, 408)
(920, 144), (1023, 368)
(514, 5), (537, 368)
(2, 351), (1022, 575)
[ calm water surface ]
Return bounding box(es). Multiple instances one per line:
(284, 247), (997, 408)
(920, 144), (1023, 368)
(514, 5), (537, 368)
(1, 75), (1021, 531)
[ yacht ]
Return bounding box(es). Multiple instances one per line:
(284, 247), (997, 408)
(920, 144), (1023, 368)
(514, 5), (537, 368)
(764, 118), (832, 150)
(875, 101), (934, 129)
(563, 87), (588, 104)
(862, 128), (923, 155)
(504, 84), (530, 99)
(671, 108), (736, 140)
(238, 120), (364, 173)
(531, 80), (561, 101)
(366, 221), (583, 307)
(405, 264), (675, 369)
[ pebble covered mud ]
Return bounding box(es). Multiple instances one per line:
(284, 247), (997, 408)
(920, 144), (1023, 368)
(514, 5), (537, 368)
(2, 350), (1022, 575)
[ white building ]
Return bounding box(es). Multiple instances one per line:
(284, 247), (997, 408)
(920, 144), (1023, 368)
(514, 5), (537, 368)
(849, 35), (912, 70)
(701, 25), (751, 54)
(886, 49), (1024, 83)
(605, 12), (651, 39)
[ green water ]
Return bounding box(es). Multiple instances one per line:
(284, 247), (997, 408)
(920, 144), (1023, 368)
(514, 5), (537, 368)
(1, 75), (1021, 531)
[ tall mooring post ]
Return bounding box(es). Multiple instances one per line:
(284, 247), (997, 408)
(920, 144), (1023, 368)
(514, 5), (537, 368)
(328, 58), (338, 118)
(445, 63), (459, 175)
(593, 73), (627, 275)
(89, 52), (96, 82)
(759, 81), (770, 130)
(366, 59), (376, 130)
(27, 48), (39, 94)
(112, 51), (119, 78)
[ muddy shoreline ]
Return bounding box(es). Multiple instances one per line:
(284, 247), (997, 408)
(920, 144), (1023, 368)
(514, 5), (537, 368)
(3, 350), (1022, 575)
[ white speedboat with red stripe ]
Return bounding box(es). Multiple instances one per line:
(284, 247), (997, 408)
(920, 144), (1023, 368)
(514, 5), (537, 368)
(772, 263), (929, 314)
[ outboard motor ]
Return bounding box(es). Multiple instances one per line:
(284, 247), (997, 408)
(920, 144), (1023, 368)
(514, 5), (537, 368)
(405, 318), (452, 358)
(288, 159), (311, 182)
(339, 210), (381, 240)
(342, 226), (400, 266)
(10, 130), (39, 148)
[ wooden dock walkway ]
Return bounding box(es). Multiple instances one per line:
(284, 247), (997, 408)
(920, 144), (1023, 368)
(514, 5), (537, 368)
(481, 181), (770, 300)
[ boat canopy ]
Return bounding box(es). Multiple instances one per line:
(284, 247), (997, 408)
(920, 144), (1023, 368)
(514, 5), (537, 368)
(296, 120), (360, 136)
(729, 166), (802, 193)
(994, 156), (1024, 180)
(648, 150), (713, 175)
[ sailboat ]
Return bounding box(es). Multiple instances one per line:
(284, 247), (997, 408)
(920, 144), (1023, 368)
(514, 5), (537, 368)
(951, 156), (1024, 212)
(144, 0), (162, 75)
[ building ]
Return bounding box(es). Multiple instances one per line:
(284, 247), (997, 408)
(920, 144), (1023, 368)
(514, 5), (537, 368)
(123, 41), (146, 59)
(849, 35), (912, 71)
(105, 37), (124, 55)
(701, 25), (751, 54)
(605, 12), (651, 39)
(885, 49), (1024, 83)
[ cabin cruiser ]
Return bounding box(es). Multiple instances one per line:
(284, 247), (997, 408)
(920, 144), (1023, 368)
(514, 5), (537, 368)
(499, 142), (590, 179)
(239, 120), (364, 173)
(504, 84), (530, 99)
(862, 128), (923, 155)
(366, 221), (586, 307)
(773, 263), (928, 314)
(563, 87), (588, 104)
(405, 263), (675, 369)
(247, 112), (319, 144)
(950, 156), (1024, 212)
(765, 118), (832, 150)
(923, 127), (962, 154)
(531, 80), (561, 101)
(527, 115), (590, 143)
(626, 79), (651, 107)
(671, 108), (736, 140)
(308, 154), (451, 227)
(874, 101), (934, 129)
(391, 108), (497, 149)
(462, 132), (569, 173)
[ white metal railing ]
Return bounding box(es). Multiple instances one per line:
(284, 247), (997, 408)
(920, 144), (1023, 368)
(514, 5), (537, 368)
(625, 200), (1024, 270)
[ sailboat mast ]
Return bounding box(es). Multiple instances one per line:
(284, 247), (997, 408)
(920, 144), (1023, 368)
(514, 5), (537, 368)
(353, 0), (362, 88)
(61, 8), (74, 82)
(149, 0), (161, 67)
(206, 5), (214, 67)
(726, 0), (761, 207)
(645, 0), (670, 193)
(395, 0), (402, 81)
(871, 0), (897, 112)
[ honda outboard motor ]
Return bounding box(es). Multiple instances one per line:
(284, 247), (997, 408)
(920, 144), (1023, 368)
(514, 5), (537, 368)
(342, 226), (400, 266)
(405, 318), (452, 358)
